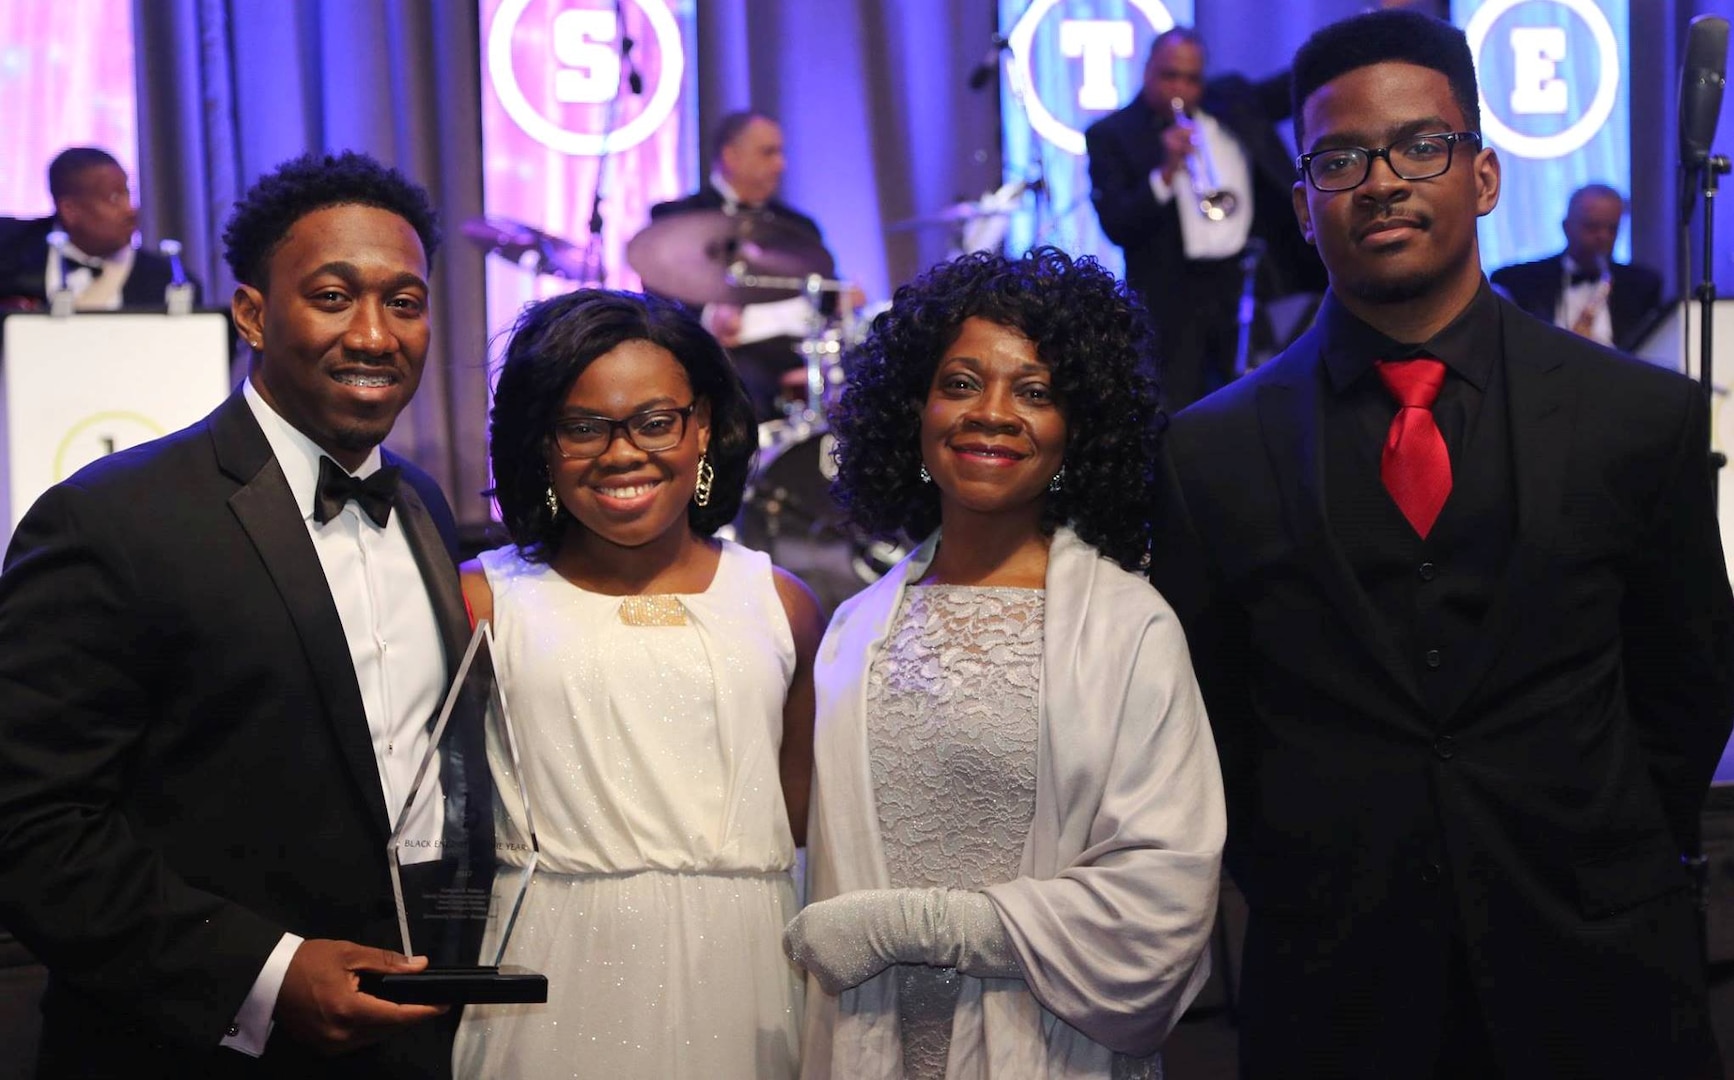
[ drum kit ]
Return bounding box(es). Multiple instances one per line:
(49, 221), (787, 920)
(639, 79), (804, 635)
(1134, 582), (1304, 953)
(464, 209), (904, 612)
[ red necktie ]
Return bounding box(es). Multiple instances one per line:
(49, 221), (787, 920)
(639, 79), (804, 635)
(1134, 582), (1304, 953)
(1375, 358), (1452, 539)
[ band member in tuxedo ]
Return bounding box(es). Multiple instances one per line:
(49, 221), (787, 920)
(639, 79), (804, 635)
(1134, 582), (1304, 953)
(650, 111), (860, 418)
(1150, 11), (1734, 1077)
(1086, 28), (1326, 410)
(0, 151), (467, 1078)
(1490, 183), (1665, 352)
(0, 146), (202, 311)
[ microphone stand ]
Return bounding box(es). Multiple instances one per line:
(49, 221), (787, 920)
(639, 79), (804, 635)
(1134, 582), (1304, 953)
(576, 2), (643, 286)
(1685, 151), (1731, 501)
(1233, 240), (1266, 378)
(1682, 148), (1730, 978)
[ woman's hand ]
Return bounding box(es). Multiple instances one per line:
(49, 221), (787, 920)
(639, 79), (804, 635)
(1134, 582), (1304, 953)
(783, 887), (1020, 994)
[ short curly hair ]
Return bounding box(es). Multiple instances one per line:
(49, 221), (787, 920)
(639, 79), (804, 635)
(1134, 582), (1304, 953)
(830, 247), (1162, 572)
(222, 150), (442, 287)
(488, 288), (758, 562)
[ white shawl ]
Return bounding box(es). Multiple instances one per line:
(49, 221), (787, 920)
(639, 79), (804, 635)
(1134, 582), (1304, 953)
(801, 526), (1226, 1078)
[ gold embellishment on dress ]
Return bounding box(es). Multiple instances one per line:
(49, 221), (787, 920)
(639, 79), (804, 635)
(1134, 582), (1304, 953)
(618, 594), (689, 626)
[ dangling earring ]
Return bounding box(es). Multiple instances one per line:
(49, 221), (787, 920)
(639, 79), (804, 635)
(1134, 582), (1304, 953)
(1048, 466), (1065, 493)
(545, 486), (559, 516)
(919, 463), (932, 484)
(693, 455), (715, 507)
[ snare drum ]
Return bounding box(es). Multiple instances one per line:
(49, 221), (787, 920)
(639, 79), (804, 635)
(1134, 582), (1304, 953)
(736, 419), (907, 614)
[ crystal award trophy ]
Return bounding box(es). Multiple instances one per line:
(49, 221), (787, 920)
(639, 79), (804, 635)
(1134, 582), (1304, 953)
(360, 621), (547, 1004)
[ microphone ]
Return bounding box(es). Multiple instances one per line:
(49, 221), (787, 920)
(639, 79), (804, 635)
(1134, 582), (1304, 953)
(1681, 15), (1729, 170)
(159, 239), (187, 288)
(159, 239), (196, 315)
(968, 33), (1009, 92)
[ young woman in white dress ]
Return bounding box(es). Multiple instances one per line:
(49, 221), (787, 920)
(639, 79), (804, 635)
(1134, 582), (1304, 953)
(784, 248), (1226, 1078)
(453, 289), (822, 1079)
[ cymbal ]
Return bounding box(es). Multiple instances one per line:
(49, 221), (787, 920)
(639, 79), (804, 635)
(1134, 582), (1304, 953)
(626, 209), (835, 306)
(461, 217), (589, 279)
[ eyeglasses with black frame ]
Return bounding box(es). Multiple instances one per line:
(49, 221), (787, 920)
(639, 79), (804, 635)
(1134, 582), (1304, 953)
(550, 402), (698, 459)
(1295, 131), (1482, 193)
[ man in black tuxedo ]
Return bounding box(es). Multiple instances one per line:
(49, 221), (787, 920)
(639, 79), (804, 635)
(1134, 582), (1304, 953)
(0, 151), (468, 1077)
(0, 147), (202, 312)
(1490, 183), (1665, 352)
(1086, 29), (1325, 410)
(649, 110), (851, 418)
(1150, 11), (1734, 1078)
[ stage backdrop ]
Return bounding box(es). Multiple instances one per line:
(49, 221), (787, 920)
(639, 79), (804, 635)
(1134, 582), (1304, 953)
(0, 0), (136, 217)
(479, 0), (699, 347)
(997, 0), (1196, 280)
(1452, 0), (1633, 272)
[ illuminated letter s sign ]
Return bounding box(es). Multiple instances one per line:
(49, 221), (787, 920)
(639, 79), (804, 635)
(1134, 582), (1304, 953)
(553, 10), (621, 105)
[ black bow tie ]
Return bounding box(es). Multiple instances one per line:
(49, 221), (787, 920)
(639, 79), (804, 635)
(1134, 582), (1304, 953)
(65, 256), (103, 279)
(314, 456), (400, 527)
(1569, 269), (1602, 286)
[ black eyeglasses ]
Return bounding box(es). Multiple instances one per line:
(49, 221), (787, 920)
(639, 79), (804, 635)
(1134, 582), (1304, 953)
(550, 402), (697, 459)
(1295, 131), (1482, 193)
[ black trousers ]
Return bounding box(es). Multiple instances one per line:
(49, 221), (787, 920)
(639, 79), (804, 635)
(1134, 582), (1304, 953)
(1145, 256), (1244, 412)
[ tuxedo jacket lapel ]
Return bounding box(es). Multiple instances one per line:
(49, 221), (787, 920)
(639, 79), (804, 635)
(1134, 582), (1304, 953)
(210, 395), (394, 838)
(392, 468), (470, 677)
(1256, 345), (1426, 709)
(1436, 305), (1573, 723)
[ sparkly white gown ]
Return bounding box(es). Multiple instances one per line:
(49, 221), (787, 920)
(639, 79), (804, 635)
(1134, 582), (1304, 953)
(452, 542), (802, 1079)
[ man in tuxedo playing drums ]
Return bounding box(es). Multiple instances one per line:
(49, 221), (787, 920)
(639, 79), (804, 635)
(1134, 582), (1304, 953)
(0, 151), (470, 1078)
(651, 111), (857, 419)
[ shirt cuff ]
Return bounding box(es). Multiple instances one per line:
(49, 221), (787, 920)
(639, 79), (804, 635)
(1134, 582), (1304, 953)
(1148, 168), (1175, 205)
(219, 932), (303, 1057)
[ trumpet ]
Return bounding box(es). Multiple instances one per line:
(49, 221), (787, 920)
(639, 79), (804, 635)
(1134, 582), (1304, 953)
(1171, 97), (1237, 221)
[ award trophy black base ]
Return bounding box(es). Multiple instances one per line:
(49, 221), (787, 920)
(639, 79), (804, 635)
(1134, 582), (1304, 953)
(360, 965), (548, 1005)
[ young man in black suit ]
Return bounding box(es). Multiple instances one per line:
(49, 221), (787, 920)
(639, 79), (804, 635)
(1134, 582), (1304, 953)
(0, 147), (202, 311)
(1490, 183), (1665, 352)
(1085, 28), (1325, 410)
(0, 151), (468, 1077)
(1151, 10), (1734, 1078)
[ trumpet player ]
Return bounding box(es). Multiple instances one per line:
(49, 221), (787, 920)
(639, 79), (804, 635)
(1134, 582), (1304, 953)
(1087, 28), (1325, 410)
(1490, 184), (1664, 352)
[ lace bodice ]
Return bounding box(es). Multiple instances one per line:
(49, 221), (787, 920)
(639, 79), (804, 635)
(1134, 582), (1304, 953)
(867, 585), (1042, 1079)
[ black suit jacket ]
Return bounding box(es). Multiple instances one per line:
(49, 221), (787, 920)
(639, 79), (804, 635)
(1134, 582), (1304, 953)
(1150, 295), (1734, 1077)
(0, 392), (467, 1078)
(1085, 76), (1325, 309)
(1490, 252), (1665, 352)
(0, 215), (202, 310)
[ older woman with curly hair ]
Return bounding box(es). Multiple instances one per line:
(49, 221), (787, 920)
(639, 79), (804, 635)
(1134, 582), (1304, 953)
(783, 248), (1226, 1078)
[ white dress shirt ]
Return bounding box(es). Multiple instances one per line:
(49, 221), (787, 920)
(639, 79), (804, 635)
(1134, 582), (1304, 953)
(1148, 108), (1256, 260)
(220, 378), (448, 1056)
(1555, 255), (1614, 346)
(46, 236), (136, 311)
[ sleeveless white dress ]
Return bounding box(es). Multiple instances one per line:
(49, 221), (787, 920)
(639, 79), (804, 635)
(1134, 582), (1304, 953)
(452, 541), (802, 1079)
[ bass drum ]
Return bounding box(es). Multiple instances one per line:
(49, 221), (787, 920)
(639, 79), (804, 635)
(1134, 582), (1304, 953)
(736, 419), (908, 616)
